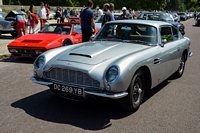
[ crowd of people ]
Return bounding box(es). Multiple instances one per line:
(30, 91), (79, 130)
(80, 0), (136, 42)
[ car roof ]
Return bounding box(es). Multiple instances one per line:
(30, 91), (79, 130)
(105, 20), (172, 27)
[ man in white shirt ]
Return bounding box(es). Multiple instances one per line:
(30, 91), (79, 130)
(37, 2), (47, 30)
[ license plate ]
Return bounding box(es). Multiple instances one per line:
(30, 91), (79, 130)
(21, 54), (32, 57)
(53, 84), (83, 96)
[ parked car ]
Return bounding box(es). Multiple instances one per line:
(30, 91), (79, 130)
(0, 11), (7, 19)
(177, 12), (188, 21)
(31, 20), (192, 112)
(8, 22), (98, 58)
(171, 12), (180, 22)
(95, 13), (122, 29)
(137, 12), (185, 35)
(0, 10), (26, 37)
(195, 13), (200, 26)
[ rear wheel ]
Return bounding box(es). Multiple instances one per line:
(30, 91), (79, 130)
(173, 54), (186, 78)
(62, 39), (72, 46)
(120, 70), (145, 112)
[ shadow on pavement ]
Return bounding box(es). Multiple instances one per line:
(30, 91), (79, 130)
(0, 56), (35, 64)
(11, 79), (171, 130)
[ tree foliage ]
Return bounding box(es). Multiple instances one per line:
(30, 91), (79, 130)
(2, 0), (200, 11)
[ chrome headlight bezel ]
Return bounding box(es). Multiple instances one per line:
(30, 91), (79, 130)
(34, 56), (45, 69)
(105, 66), (120, 83)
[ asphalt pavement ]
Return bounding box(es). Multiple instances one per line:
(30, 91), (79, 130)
(0, 18), (200, 132)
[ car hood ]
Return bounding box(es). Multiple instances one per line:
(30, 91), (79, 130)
(8, 33), (67, 48)
(56, 41), (150, 65)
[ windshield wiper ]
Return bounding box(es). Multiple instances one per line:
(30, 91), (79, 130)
(123, 40), (152, 46)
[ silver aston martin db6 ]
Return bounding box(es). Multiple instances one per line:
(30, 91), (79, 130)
(31, 20), (192, 112)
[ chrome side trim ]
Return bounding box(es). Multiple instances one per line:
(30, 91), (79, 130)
(30, 77), (53, 86)
(189, 52), (193, 57)
(85, 91), (128, 99)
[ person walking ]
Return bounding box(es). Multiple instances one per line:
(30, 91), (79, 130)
(119, 7), (133, 20)
(101, 3), (112, 26)
(16, 15), (26, 37)
(80, 0), (95, 42)
(37, 2), (47, 30)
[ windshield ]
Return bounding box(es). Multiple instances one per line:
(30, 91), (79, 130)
(95, 23), (157, 45)
(40, 24), (71, 34)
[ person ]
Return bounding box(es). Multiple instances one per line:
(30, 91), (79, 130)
(116, 25), (124, 39)
(37, 2), (47, 30)
(29, 4), (34, 13)
(16, 15), (26, 37)
(27, 4), (34, 34)
(128, 8), (134, 18)
(110, 3), (115, 21)
(119, 7), (133, 20)
(27, 11), (39, 34)
(80, 0), (95, 42)
(56, 7), (64, 23)
(96, 5), (103, 17)
(70, 8), (76, 16)
(45, 3), (50, 20)
(194, 11), (197, 20)
(21, 6), (25, 12)
(101, 3), (112, 26)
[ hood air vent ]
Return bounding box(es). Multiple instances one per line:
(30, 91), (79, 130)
(69, 53), (92, 58)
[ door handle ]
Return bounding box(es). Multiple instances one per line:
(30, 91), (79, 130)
(177, 47), (180, 51)
(154, 58), (162, 64)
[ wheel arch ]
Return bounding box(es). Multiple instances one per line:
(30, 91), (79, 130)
(62, 39), (73, 46)
(183, 49), (188, 61)
(136, 66), (152, 90)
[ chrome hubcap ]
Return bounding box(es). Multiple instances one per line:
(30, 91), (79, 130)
(179, 57), (185, 74)
(133, 79), (142, 105)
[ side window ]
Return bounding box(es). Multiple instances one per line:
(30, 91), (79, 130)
(160, 26), (173, 43)
(172, 26), (178, 41)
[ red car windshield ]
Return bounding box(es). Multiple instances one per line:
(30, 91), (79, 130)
(40, 24), (72, 34)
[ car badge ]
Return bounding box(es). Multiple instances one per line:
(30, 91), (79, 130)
(66, 62), (72, 65)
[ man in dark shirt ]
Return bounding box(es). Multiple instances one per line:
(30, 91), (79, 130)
(101, 3), (112, 26)
(80, 0), (95, 42)
(119, 7), (133, 20)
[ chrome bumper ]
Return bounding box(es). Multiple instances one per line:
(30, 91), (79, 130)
(30, 77), (128, 99)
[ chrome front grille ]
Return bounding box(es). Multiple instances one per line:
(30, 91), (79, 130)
(44, 68), (100, 89)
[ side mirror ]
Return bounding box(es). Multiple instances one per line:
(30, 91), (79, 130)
(160, 39), (167, 47)
(162, 39), (167, 44)
(72, 31), (78, 36)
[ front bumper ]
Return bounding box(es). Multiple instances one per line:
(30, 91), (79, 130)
(30, 76), (128, 99)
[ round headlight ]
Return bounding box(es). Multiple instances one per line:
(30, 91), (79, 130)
(36, 56), (45, 69)
(105, 66), (119, 82)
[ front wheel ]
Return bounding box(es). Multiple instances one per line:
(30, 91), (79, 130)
(62, 39), (72, 46)
(120, 70), (145, 112)
(173, 54), (186, 78)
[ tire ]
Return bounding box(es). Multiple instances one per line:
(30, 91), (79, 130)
(120, 70), (145, 112)
(62, 39), (72, 46)
(173, 54), (186, 78)
(11, 32), (18, 37)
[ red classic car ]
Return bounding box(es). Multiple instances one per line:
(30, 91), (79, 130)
(7, 22), (98, 58)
